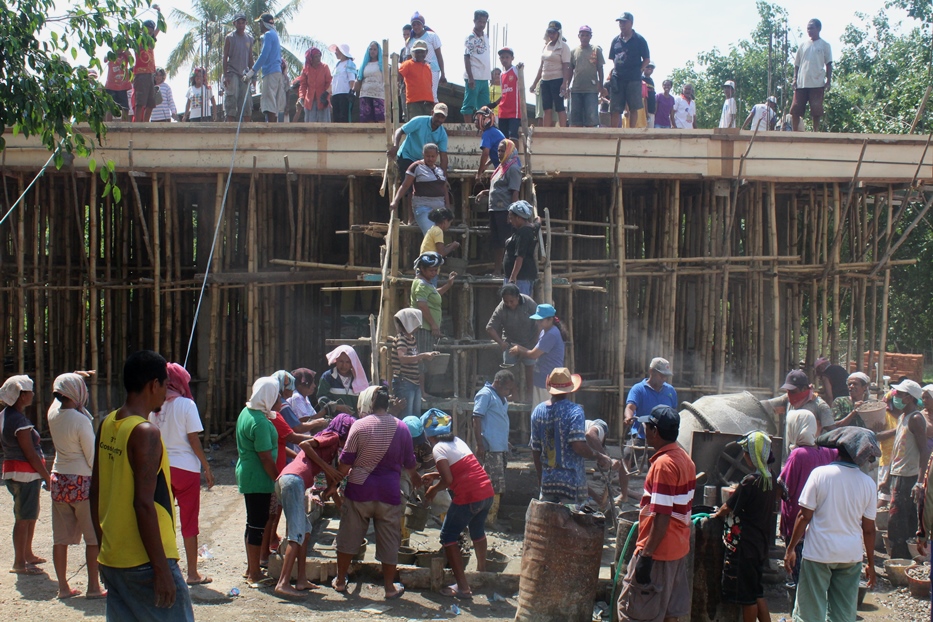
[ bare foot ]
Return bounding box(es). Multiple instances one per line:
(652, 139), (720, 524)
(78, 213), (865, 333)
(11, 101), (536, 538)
(26, 556), (47, 565)
(86, 589), (107, 599)
(274, 584), (306, 598)
(57, 587), (81, 599)
(295, 579), (318, 591)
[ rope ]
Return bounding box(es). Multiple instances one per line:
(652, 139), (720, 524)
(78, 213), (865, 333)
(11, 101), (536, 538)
(183, 82), (252, 368)
(0, 140), (62, 229)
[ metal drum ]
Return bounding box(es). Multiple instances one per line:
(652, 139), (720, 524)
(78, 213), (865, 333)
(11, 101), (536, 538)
(515, 499), (605, 622)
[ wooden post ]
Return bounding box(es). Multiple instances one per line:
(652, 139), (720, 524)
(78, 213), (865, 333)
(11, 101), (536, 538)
(566, 179), (575, 372)
(769, 182), (781, 390)
(348, 175), (359, 266)
(89, 175), (100, 409)
(16, 175), (25, 375)
(613, 177), (627, 438)
(877, 185), (893, 386)
(246, 157), (258, 383)
(151, 173), (162, 353)
(204, 173), (225, 445)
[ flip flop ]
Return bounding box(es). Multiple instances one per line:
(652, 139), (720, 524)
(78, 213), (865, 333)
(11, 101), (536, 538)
(9, 567), (44, 575)
(186, 576), (213, 586)
(385, 583), (406, 600)
(58, 588), (81, 599)
(331, 576), (348, 593)
(440, 585), (473, 599)
(86, 591), (108, 600)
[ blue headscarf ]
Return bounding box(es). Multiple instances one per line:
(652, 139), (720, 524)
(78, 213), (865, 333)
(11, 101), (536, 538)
(421, 408), (452, 437)
(357, 41), (383, 82)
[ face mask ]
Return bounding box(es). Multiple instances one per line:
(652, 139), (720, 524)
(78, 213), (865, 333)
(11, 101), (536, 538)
(892, 396), (905, 411)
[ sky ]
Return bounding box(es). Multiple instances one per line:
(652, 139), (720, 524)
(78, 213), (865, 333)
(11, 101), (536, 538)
(94, 0), (909, 117)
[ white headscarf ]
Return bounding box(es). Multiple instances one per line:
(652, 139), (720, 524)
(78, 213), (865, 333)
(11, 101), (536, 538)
(394, 308), (423, 335)
(246, 377), (280, 420)
(325, 345), (370, 393)
(848, 372), (870, 386)
(0, 375), (33, 407)
(356, 385), (381, 415)
(786, 409), (818, 451)
(51, 373), (91, 419)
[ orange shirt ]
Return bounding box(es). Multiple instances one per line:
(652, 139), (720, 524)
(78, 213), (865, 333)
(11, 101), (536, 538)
(399, 59), (433, 103)
(636, 442), (696, 561)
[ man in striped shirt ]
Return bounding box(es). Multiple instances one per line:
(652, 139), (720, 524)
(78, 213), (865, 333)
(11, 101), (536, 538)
(617, 405), (695, 622)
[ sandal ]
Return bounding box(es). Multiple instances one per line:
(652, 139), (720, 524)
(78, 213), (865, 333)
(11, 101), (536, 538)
(331, 576), (348, 593)
(186, 576), (213, 586)
(385, 583), (406, 600)
(85, 590), (108, 600)
(9, 567), (44, 575)
(440, 585), (473, 599)
(58, 588), (82, 599)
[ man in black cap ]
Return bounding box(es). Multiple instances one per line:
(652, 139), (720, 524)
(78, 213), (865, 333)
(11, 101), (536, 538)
(780, 369), (834, 434)
(617, 405), (695, 622)
(222, 13), (254, 122)
(243, 13), (282, 122)
(608, 12), (650, 129)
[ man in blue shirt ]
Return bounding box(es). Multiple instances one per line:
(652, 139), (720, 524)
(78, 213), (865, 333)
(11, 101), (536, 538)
(473, 106), (505, 180)
(388, 103), (449, 177)
(243, 13), (282, 122)
(624, 357), (678, 441)
(471, 369), (514, 525)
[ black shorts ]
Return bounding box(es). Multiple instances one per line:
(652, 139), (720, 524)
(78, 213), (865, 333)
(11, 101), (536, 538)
(721, 552), (764, 606)
(488, 210), (512, 251)
(244, 492), (271, 545)
(107, 88), (130, 110)
(499, 118), (521, 139)
(540, 78), (565, 112)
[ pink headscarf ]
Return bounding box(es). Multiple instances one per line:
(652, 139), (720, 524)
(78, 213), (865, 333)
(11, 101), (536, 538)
(325, 345), (370, 393)
(165, 363), (193, 401)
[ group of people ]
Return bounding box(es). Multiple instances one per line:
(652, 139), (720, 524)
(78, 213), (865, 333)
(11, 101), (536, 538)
(101, 8), (832, 133)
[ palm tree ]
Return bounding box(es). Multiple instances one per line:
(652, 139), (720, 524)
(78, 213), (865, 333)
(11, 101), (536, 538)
(165, 0), (328, 85)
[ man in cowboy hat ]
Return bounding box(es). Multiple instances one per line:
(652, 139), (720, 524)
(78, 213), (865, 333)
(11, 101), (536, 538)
(529, 367), (615, 504)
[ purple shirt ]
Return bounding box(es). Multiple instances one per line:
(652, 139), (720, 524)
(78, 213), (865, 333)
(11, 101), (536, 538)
(339, 413), (416, 505)
(654, 93), (675, 127)
(778, 445), (838, 540)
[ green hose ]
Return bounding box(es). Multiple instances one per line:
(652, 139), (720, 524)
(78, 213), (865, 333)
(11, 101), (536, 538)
(609, 513), (711, 610)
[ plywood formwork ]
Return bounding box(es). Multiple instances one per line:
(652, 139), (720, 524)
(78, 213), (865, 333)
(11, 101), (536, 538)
(0, 124), (928, 441)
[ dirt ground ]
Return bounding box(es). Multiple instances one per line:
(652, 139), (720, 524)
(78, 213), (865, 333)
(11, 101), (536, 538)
(0, 442), (927, 622)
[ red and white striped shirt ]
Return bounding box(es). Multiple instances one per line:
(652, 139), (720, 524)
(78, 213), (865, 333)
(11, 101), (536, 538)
(636, 442), (696, 561)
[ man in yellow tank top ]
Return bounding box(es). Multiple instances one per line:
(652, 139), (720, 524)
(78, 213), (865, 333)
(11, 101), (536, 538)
(90, 350), (194, 621)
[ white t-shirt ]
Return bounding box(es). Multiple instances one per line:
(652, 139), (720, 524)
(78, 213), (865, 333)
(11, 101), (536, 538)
(584, 419), (605, 443)
(432, 435), (473, 467)
(719, 97), (737, 128)
(185, 85), (213, 119)
(149, 397), (204, 473)
(749, 103), (775, 131)
(672, 96), (696, 129)
(798, 462), (876, 564)
(332, 59), (358, 95)
(463, 32), (491, 81)
(408, 31), (443, 73)
(359, 61), (385, 99)
(795, 38), (832, 89)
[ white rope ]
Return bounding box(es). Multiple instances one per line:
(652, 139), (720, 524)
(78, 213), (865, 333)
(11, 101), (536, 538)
(0, 140), (62, 229)
(183, 83), (253, 368)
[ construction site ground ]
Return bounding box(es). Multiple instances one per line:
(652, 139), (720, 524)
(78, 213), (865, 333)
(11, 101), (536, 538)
(0, 442), (927, 622)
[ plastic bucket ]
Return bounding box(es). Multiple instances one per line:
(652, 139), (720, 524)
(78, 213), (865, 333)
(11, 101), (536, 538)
(406, 502), (429, 531)
(885, 558), (914, 587)
(424, 353), (450, 375)
(397, 546), (417, 565)
(485, 549), (510, 573)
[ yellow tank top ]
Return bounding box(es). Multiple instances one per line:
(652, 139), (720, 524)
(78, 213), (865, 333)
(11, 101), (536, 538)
(97, 410), (179, 567)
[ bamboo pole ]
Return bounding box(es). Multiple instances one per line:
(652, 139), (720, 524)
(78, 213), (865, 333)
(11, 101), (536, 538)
(32, 177), (44, 423)
(89, 174), (100, 409)
(831, 182), (842, 361)
(16, 175), (25, 375)
(566, 179), (575, 372)
(246, 157), (258, 383)
(151, 173), (161, 353)
(877, 185), (893, 386)
(769, 182), (781, 390)
(348, 175), (358, 266)
(203, 173), (225, 444)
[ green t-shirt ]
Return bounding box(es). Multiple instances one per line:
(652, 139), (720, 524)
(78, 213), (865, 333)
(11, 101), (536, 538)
(235, 407), (278, 494)
(410, 278), (442, 329)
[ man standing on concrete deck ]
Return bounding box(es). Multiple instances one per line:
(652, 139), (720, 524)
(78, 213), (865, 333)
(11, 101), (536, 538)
(791, 19), (832, 132)
(223, 14), (254, 122)
(671, 83), (696, 129)
(624, 357), (678, 447)
(530, 368), (615, 504)
(742, 96), (778, 131)
(617, 405), (695, 622)
(461, 10), (491, 120)
(243, 13), (282, 123)
(608, 12), (650, 129)
(880, 379), (929, 560)
(719, 80), (737, 128)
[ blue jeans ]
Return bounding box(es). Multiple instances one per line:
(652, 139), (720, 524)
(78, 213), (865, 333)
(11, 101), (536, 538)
(503, 278), (533, 297)
(413, 205), (433, 235)
(440, 496), (494, 545)
(393, 376), (422, 418)
(100, 559), (194, 622)
(570, 92), (599, 127)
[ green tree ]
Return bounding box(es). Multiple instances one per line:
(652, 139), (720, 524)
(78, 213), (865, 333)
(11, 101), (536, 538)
(0, 0), (163, 159)
(165, 0), (325, 85)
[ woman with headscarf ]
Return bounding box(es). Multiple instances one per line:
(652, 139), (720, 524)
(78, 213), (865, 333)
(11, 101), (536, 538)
(476, 138), (522, 275)
(236, 377), (281, 585)
(529, 20), (571, 127)
(355, 41), (385, 122)
(502, 200), (539, 296)
(297, 48), (332, 123)
(147, 363), (214, 586)
(411, 251), (459, 358)
(711, 431), (777, 621)
(831, 371), (871, 426)
(273, 413), (353, 598)
(392, 308), (440, 418)
(333, 386), (418, 599)
(262, 370), (311, 566)
(422, 408), (494, 599)
(776, 410), (837, 585)
(0, 375), (48, 575)
(316, 346), (370, 414)
(47, 373), (106, 598)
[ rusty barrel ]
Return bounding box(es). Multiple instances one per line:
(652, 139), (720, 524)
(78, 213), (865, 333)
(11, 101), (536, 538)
(514, 499), (605, 622)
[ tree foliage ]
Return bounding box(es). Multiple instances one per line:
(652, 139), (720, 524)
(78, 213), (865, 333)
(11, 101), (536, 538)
(0, 0), (164, 160)
(165, 0), (326, 85)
